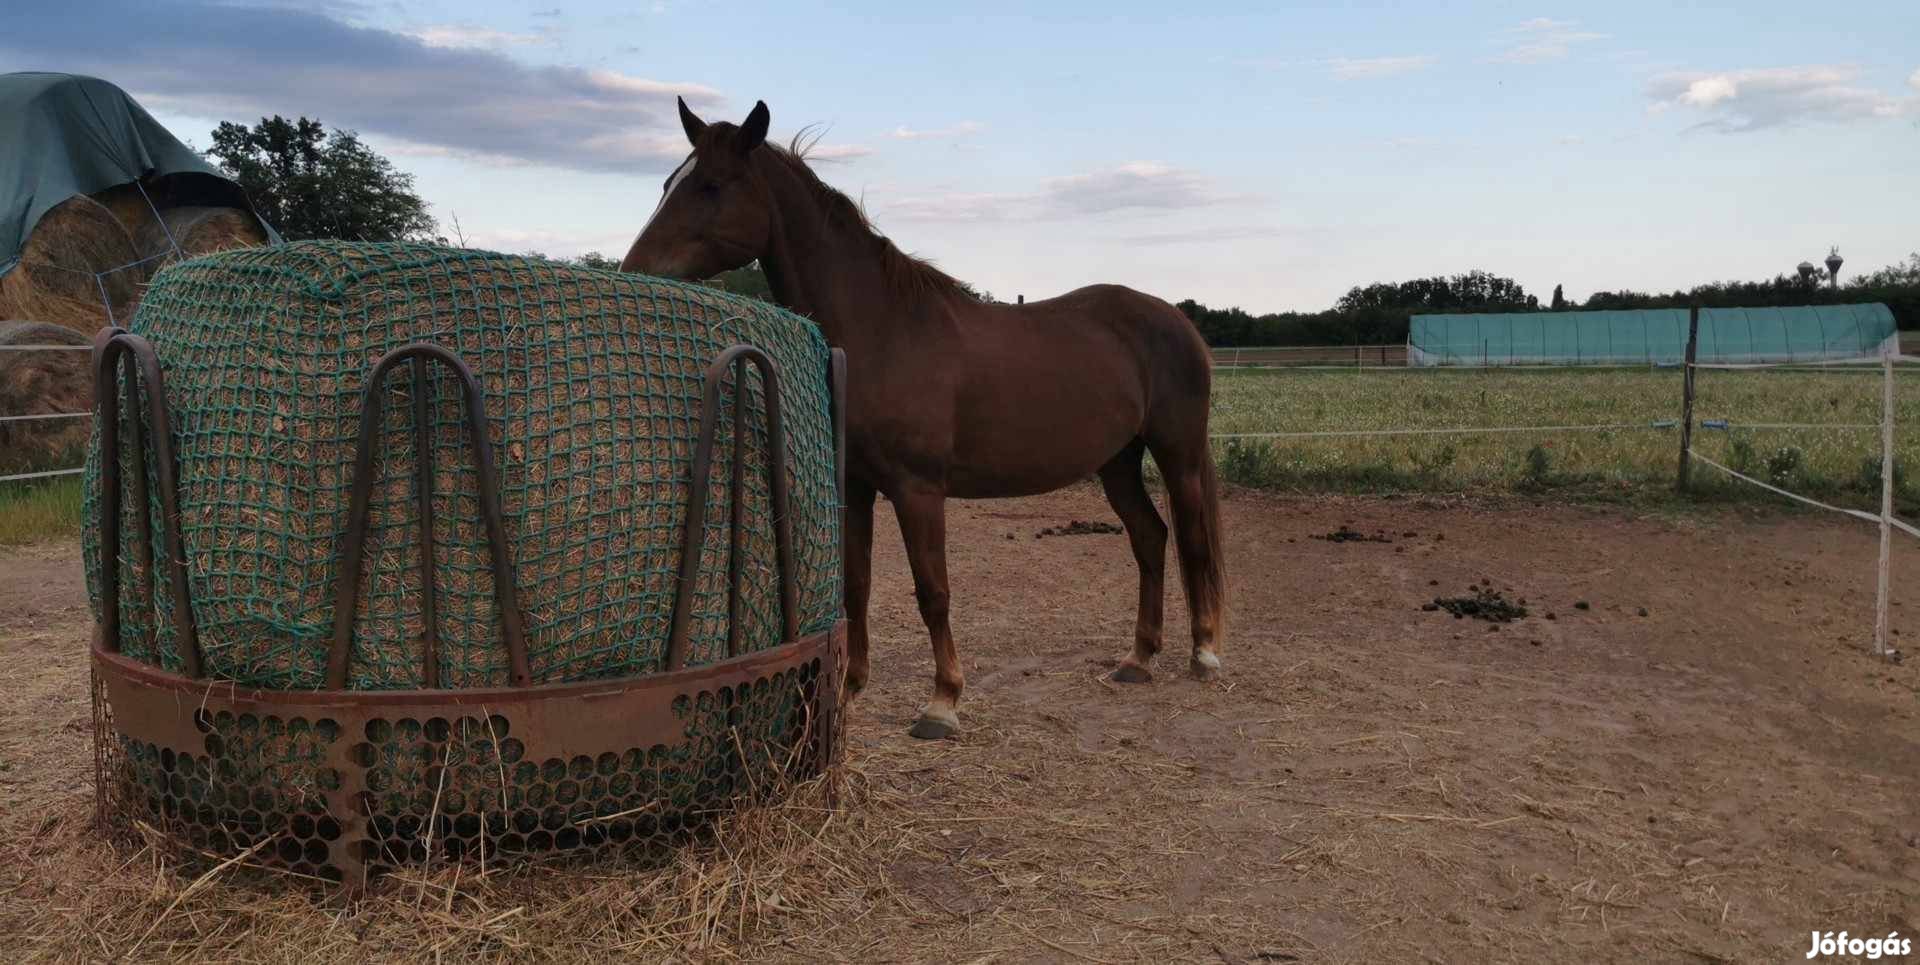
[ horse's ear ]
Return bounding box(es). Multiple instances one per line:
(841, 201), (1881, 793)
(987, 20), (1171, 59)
(738, 101), (770, 153)
(678, 96), (706, 144)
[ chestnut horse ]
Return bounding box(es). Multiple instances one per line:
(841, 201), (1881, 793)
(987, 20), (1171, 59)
(622, 99), (1226, 739)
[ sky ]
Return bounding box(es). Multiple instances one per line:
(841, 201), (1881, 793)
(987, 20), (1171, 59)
(5, 1), (1918, 311)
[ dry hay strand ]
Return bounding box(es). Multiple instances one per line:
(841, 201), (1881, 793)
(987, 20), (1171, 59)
(0, 320), (92, 474)
(0, 195), (142, 334)
(1, 763), (889, 962)
(132, 205), (268, 262)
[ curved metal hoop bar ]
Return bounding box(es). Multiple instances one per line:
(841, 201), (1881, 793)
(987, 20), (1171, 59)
(325, 343), (531, 689)
(666, 345), (797, 672)
(91, 328), (202, 678)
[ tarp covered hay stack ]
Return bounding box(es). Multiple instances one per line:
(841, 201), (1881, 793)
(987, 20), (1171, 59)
(0, 320), (91, 473)
(0, 72), (278, 332)
(85, 241), (840, 691)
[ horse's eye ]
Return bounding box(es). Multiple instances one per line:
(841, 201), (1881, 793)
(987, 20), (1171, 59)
(699, 181), (720, 196)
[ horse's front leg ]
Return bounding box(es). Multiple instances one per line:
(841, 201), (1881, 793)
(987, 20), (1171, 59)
(892, 487), (961, 739)
(843, 478), (877, 697)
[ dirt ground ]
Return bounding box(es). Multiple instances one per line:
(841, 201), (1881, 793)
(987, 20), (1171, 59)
(4, 485), (1920, 962)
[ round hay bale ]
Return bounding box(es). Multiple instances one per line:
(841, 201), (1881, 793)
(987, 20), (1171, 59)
(0, 320), (92, 474)
(90, 181), (166, 241)
(132, 205), (268, 261)
(0, 195), (142, 334)
(84, 241), (841, 691)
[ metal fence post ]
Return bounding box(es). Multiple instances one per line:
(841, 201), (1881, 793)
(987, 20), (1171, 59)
(1875, 353), (1895, 657)
(1676, 305), (1700, 492)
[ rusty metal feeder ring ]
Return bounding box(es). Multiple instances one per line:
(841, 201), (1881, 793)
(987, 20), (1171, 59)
(88, 330), (850, 887)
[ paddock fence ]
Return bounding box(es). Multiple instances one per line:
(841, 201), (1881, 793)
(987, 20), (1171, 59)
(1202, 306), (1917, 659)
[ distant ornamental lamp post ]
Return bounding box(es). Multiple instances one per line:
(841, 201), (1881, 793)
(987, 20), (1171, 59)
(1798, 260), (1818, 286)
(1826, 247), (1843, 289)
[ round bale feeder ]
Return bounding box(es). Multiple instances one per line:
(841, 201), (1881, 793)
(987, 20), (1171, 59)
(83, 242), (848, 886)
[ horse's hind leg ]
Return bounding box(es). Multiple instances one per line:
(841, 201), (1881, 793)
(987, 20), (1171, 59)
(892, 487), (963, 739)
(1152, 442), (1228, 680)
(1099, 441), (1167, 683)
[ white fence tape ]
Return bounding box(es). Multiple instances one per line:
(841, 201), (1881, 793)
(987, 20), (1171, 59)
(0, 466), (86, 484)
(1698, 422), (1877, 431)
(0, 411), (89, 424)
(1687, 449), (1920, 540)
(1212, 422), (1667, 441)
(1689, 354), (1920, 371)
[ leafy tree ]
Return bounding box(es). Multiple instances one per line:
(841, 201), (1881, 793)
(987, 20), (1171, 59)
(207, 116), (435, 242)
(1854, 253), (1920, 288)
(709, 262), (774, 302)
(524, 250), (622, 271)
(1177, 252), (1920, 348)
(953, 280), (998, 303)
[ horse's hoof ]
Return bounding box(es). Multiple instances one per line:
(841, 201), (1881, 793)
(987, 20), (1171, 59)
(908, 709), (960, 740)
(1190, 650), (1223, 681)
(1110, 662), (1153, 684)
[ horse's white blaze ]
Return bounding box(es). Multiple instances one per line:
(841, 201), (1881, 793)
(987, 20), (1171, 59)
(642, 153), (697, 233)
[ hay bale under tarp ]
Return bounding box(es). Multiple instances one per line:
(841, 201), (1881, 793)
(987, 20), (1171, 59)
(0, 195), (141, 333)
(131, 205), (269, 261)
(0, 320), (92, 474)
(90, 181), (166, 242)
(84, 241), (841, 691)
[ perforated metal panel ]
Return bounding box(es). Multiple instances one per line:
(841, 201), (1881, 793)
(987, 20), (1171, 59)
(93, 627), (842, 885)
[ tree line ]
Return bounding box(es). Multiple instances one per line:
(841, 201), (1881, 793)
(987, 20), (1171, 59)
(1178, 259), (1920, 348)
(204, 115), (1919, 347)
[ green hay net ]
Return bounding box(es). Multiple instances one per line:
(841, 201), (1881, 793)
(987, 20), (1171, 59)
(83, 241), (840, 690)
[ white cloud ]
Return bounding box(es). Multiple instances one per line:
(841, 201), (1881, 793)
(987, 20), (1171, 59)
(804, 143), (874, 160)
(408, 24), (548, 49)
(1225, 55), (1435, 80)
(1490, 18), (1607, 64)
(1678, 75), (1738, 107)
(1120, 225), (1295, 247)
(1646, 65), (1917, 132)
(883, 191), (1014, 223)
(887, 121), (986, 140)
(1910, 67), (1920, 91)
(585, 71), (722, 99)
(881, 162), (1236, 223)
(1324, 55), (1436, 80)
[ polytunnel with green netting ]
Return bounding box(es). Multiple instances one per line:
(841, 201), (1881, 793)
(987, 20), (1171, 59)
(1408, 304), (1897, 367)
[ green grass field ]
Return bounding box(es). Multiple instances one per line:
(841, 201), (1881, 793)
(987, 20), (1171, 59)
(1206, 365), (1918, 510)
(0, 475), (84, 545)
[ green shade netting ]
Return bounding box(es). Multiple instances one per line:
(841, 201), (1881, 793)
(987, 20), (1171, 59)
(1409, 304), (1897, 366)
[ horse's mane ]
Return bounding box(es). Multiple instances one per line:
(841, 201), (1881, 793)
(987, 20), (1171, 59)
(766, 131), (968, 304)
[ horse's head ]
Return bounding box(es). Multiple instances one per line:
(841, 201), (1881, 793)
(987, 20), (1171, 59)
(619, 98), (774, 279)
